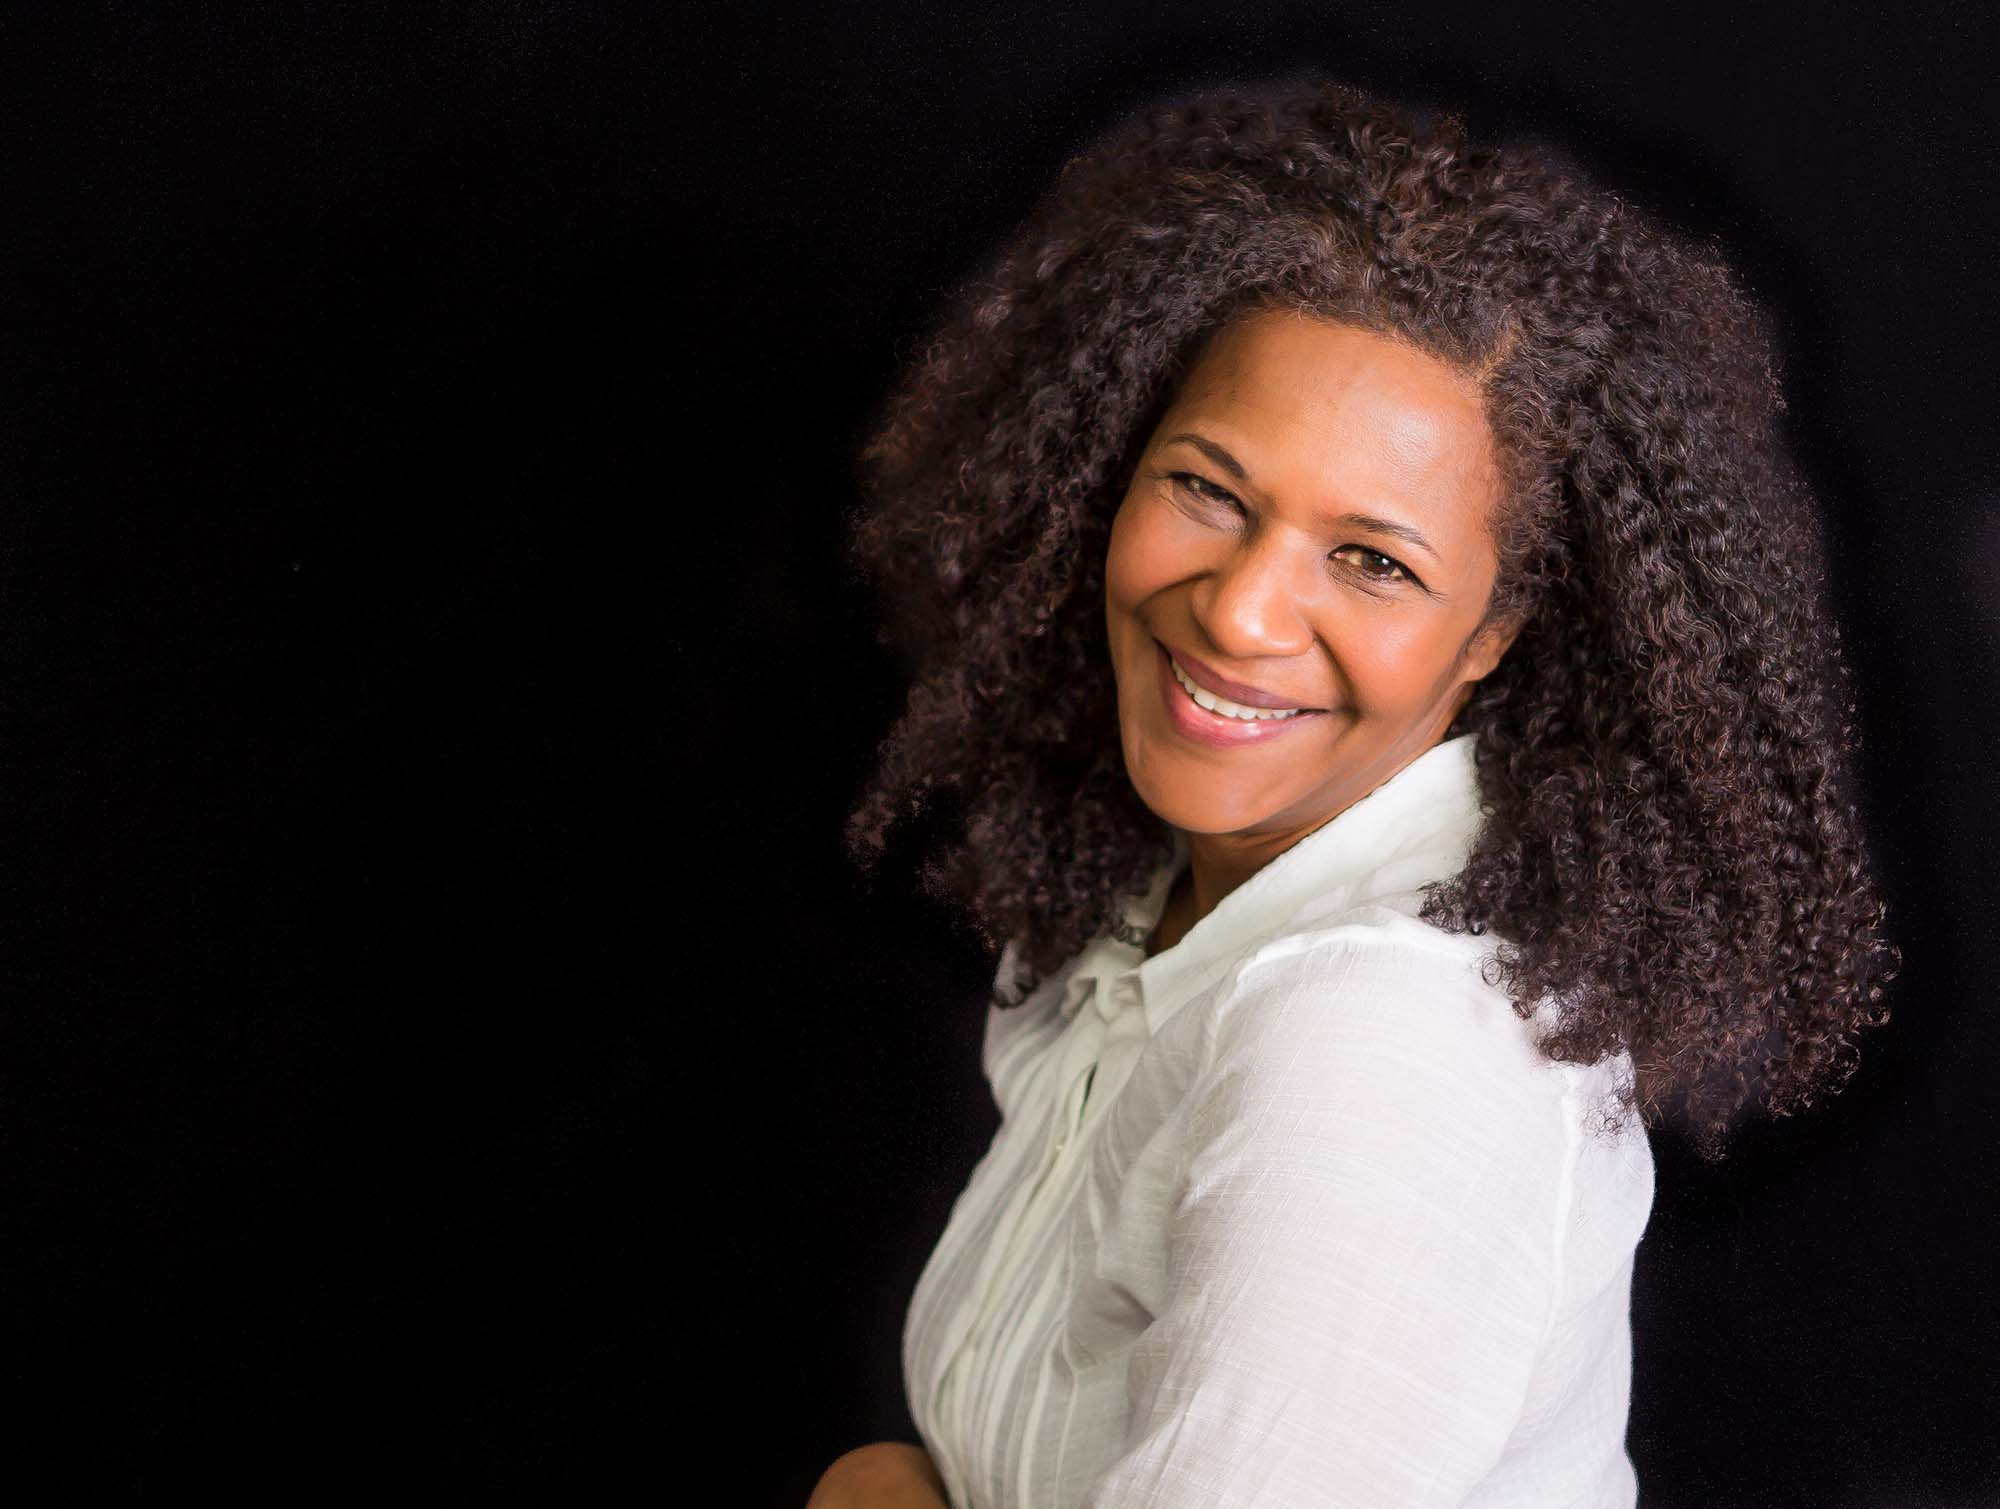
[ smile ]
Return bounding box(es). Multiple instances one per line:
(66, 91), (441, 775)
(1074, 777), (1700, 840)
(1168, 654), (1306, 719)
(1154, 641), (1326, 748)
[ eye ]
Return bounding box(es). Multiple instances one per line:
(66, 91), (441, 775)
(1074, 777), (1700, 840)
(1170, 472), (1242, 512)
(1331, 544), (1414, 586)
(1168, 472), (1420, 589)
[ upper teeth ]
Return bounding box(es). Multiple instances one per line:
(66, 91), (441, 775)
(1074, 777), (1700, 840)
(1170, 657), (1305, 721)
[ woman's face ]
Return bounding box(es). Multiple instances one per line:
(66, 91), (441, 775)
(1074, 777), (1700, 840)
(1104, 309), (1520, 845)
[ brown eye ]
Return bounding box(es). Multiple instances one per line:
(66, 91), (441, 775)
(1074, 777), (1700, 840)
(1171, 472), (1240, 510)
(1332, 544), (1411, 584)
(1168, 473), (1421, 590)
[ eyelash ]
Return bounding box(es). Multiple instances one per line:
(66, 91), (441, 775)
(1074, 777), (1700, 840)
(1168, 473), (1419, 587)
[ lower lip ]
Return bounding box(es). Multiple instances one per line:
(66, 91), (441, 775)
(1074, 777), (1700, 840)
(1154, 641), (1325, 749)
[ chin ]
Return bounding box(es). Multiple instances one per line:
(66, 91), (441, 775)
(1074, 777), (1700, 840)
(1120, 742), (1282, 837)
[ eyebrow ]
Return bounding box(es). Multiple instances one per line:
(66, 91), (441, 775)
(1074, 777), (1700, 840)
(1162, 431), (1444, 565)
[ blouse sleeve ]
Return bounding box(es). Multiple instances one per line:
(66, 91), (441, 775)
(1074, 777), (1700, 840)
(1077, 936), (1579, 1509)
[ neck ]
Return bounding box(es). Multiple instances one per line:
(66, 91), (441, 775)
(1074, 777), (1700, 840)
(1145, 821), (1306, 961)
(1165, 729), (1459, 942)
(1181, 833), (1282, 922)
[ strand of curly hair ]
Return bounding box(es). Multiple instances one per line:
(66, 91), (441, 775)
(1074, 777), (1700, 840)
(840, 72), (1900, 1162)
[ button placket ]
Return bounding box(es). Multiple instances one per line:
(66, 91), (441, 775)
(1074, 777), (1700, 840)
(1053, 969), (1149, 1156)
(1048, 1008), (1105, 1159)
(933, 919), (1153, 1463)
(1053, 1063), (1095, 1156)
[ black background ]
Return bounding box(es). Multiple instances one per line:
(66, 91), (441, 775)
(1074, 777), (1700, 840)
(6, 1), (1998, 1501)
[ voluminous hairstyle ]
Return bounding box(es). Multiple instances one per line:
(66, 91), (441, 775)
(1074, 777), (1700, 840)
(842, 73), (1900, 1161)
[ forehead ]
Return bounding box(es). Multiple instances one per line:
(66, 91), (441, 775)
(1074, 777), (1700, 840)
(1164, 311), (1499, 538)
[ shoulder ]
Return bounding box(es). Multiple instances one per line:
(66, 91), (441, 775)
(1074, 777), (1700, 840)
(1208, 906), (1552, 1073)
(1189, 907), (1582, 1168)
(1171, 907), (1655, 1315)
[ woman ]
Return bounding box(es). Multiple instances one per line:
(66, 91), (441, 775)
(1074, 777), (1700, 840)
(810, 74), (1900, 1508)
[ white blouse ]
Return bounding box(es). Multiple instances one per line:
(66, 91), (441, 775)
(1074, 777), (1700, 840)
(901, 732), (1656, 1508)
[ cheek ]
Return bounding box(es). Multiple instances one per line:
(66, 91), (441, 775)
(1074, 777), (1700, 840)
(1103, 499), (1144, 612)
(1105, 495), (1187, 610)
(1336, 617), (1462, 706)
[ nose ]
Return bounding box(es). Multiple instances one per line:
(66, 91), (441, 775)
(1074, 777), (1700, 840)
(1191, 531), (1317, 659)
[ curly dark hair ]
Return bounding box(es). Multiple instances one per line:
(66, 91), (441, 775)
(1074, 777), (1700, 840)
(841, 72), (1900, 1162)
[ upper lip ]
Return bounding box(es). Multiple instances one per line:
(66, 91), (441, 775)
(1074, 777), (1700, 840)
(1162, 642), (1323, 712)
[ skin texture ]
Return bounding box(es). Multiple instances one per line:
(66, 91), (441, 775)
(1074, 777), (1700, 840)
(803, 1442), (949, 1509)
(844, 74), (1899, 1164)
(1107, 310), (1522, 933)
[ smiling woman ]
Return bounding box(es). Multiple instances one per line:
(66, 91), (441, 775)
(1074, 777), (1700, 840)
(1106, 313), (1520, 902)
(829, 71), (1899, 1509)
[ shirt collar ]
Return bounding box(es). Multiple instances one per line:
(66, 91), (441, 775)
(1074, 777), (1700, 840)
(1057, 731), (1486, 1036)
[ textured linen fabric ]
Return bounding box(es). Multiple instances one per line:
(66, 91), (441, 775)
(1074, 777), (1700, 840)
(901, 732), (1656, 1508)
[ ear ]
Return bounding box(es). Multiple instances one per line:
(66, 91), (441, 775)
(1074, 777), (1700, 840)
(1461, 610), (1526, 684)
